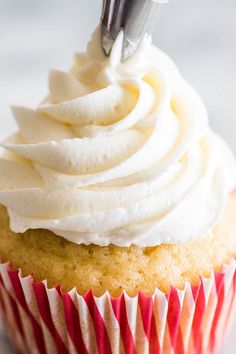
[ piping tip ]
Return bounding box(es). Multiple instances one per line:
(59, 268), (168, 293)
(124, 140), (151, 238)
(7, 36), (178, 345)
(101, 0), (169, 61)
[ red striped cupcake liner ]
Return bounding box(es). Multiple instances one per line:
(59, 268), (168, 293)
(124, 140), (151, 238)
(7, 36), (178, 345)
(0, 260), (235, 354)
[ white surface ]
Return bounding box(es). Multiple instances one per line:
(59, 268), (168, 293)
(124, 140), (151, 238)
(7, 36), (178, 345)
(0, 0), (236, 352)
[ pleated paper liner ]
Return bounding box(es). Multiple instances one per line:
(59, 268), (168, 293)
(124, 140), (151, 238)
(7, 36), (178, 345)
(0, 260), (236, 354)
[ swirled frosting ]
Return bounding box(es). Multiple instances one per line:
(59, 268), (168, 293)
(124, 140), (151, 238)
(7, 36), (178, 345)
(0, 28), (236, 246)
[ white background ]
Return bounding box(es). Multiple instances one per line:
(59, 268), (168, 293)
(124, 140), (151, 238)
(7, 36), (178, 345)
(0, 0), (236, 352)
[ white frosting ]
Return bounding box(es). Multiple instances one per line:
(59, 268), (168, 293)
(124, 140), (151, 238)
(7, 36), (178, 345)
(0, 28), (236, 246)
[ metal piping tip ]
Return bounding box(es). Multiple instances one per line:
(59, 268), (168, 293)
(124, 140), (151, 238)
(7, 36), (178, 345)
(101, 0), (169, 61)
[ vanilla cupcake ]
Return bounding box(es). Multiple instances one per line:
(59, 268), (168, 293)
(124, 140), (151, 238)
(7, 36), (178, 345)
(0, 28), (236, 354)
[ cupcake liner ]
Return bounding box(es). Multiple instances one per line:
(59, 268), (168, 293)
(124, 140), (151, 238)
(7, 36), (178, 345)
(0, 260), (236, 354)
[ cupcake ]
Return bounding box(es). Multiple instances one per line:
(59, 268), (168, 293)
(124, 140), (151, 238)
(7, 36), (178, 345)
(0, 27), (236, 353)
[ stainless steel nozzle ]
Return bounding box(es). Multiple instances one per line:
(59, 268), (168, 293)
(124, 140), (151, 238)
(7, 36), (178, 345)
(101, 0), (169, 61)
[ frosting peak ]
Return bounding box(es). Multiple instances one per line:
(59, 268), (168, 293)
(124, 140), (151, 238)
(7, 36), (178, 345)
(0, 27), (235, 246)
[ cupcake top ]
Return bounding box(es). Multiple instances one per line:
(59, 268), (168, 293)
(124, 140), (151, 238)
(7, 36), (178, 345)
(0, 27), (235, 247)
